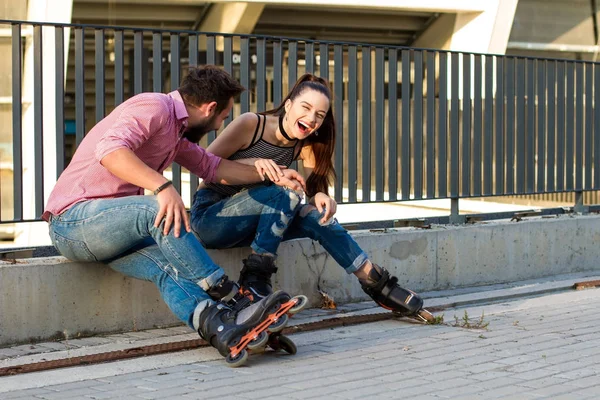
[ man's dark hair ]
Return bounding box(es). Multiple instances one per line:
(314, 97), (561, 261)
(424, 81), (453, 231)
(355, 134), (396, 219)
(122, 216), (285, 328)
(178, 65), (245, 113)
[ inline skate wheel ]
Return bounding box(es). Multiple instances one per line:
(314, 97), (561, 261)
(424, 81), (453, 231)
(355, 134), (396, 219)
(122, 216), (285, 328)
(276, 335), (297, 355)
(268, 313), (289, 333)
(225, 349), (248, 368)
(247, 331), (269, 351)
(288, 295), (309, 314)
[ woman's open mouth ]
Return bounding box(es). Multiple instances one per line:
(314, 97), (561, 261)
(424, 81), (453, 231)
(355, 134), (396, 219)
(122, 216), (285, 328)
(297, 120), (313, 135)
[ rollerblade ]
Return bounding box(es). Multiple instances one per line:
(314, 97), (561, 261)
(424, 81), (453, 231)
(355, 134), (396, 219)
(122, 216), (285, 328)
(197, 290), (305, 367)
(238, 254), (308, 354)
(359, 264), (434, 323)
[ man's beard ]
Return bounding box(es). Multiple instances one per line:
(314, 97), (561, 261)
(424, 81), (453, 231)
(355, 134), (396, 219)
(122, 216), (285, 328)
(182, 115), (217, 143)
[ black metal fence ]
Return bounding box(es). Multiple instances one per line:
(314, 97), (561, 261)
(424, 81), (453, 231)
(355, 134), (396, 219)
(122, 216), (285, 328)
(2, 19), (599, 224)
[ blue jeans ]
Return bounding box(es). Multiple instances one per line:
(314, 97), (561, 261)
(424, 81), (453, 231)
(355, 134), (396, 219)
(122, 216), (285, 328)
(190, 186), (368, 273)
(48, 196), (224, 330)
(190, 185), (303, 256)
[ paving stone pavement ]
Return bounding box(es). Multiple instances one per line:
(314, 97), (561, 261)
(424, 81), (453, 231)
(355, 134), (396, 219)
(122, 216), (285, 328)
(1, 284), (600, 399)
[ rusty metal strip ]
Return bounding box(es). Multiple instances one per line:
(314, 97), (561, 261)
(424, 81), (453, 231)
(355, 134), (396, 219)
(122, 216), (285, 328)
(0, 339), (208, 377)
(573, 280), (600, 290)
(0, 307), (445, 377)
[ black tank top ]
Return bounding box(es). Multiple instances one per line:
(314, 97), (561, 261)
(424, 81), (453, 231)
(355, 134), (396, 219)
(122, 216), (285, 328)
(204, 114), (301, 196)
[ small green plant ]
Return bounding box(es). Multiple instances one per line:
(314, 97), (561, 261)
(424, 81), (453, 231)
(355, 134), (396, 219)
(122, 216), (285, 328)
(427, 314), (445, 325)
(452, 310), (489, 330)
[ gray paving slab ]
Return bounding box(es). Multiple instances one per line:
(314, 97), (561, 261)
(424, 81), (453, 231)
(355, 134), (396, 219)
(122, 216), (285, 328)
(2, 280), (600, 399)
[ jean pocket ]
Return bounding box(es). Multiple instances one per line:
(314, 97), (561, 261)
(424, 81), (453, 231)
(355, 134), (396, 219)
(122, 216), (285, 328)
(50, 230), (98, 262)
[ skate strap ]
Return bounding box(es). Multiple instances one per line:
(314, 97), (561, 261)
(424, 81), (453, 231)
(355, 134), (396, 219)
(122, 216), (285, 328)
(370, 268), (395, 293)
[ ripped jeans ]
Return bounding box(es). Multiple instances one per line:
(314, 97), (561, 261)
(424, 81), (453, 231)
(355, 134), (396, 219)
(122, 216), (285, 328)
(191, 186), (368, 273)
(48, 196), (224, 329)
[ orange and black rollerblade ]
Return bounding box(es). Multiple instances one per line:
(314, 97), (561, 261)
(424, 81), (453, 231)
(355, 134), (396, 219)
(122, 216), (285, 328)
(197, 290), (305, 367)
(237, 254), (308, 354)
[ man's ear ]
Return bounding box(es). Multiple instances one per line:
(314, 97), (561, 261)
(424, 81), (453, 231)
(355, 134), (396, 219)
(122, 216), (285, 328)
(199, 101), (217, 116)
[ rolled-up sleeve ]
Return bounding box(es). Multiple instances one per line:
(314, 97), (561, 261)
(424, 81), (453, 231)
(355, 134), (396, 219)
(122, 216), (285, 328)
(175, 140), (222, 183)
(94, 96), (169, 162)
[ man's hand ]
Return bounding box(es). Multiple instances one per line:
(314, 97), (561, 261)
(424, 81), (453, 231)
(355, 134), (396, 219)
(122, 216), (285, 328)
(273, 169), (307, 192)
(310, 192), (337, 224)
(154, 185), (191, 237)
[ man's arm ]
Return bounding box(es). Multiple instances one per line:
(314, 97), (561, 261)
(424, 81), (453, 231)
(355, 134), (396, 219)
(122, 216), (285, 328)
(101, 148), (190, 237)
(214, 158), (306, 191)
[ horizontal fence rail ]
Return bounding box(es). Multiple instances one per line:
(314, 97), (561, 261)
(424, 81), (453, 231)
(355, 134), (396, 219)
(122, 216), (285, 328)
(2, 19), (600, 224)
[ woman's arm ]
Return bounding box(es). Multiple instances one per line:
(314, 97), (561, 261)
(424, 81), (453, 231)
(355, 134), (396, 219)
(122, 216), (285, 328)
(205, 112), (258, 158)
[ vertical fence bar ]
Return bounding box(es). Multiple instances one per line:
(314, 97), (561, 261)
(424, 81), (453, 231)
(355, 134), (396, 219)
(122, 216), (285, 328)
(585, 63), (593, 189)
(526, 59), (535, 193)
(188, 34), (198, 66)
(305, 42), (314, 74)
(55, 26), (65, 177)
(401, 49), (411, 200)
(288, 41), (298, 91)
(536, 59), (546, 192)
(575, 62), (584, 191)
(375, 47), (384, 200)
(595, 63), (600, 189)
(565, 62), (574, 190)
(33, 25), (44, 217)
(547, 60), (556, 191)
(505, 57), (515, 194)
(319, 43), (329, 80)
(114, 30), (124, 106)
(461, 53), (471, 197)
(153, 32), (163, 92)
(12, 24), (22, 220)
(256, 38), (266, 112)
(224, 36), (233, 125)
(170, 33), (181, 193)
(188, 34), (199, 203)
(450, 52), (459, 199)
(133, 31), (144, 95)
(426, 51), (436, 198)
(413, 50), (423, 200)
(473, 54), (482, 197)
(95, 29), (105, 123)
(515, 58), (525, 194)
(556, 61), (565, 191)
(348, 46), (358, 202)
(206, 35), (216, 65)
(75, 27), (85, 146)
(333, 44), (344, 202)
(272, 39), (282, 107)
(495, 57), (504, 194)
(361, 47), (371, 201)
(483, 55), (493, 195)
(438, 52), (448, 198)
(240, 37), (250, 113)
(388, 48), (398, 201)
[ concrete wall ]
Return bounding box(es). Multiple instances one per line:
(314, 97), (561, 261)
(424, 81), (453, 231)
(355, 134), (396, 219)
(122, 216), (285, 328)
(2, 214), (600, 346)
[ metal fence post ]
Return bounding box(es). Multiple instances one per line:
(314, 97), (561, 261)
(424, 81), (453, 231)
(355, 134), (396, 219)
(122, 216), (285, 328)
(574, 191), (588, 214)
(450, 197), (465, 224)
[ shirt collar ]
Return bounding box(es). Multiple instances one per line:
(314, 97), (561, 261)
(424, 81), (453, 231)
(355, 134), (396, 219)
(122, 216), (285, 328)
(168, 90), (189, 137)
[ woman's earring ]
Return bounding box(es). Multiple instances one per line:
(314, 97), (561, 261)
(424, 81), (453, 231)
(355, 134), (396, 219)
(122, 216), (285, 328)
(314, 130), (319, 136)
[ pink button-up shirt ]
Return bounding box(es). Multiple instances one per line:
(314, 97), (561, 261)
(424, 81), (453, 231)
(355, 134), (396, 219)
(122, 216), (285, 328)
(43, 90), (222, 221)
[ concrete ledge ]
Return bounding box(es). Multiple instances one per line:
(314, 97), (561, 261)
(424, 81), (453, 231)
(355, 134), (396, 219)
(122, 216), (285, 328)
(2, 214), (600, 346)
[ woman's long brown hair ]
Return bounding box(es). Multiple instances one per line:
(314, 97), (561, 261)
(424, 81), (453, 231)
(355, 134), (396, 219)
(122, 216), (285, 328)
(261, 74), (336, 197)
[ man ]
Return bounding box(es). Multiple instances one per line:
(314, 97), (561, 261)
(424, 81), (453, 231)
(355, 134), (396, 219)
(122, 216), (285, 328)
(43, 66), (306, 363)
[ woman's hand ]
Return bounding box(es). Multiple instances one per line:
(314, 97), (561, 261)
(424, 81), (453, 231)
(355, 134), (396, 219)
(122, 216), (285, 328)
(310, 192), (337, 224)
(254, 158), (284, 182)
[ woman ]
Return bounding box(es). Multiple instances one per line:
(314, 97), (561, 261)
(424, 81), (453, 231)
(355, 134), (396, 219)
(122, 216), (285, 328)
(190, 74), (431, 320)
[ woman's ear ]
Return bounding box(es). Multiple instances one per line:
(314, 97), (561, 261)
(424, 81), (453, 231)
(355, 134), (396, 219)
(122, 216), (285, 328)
(284, 99), (291, 114)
